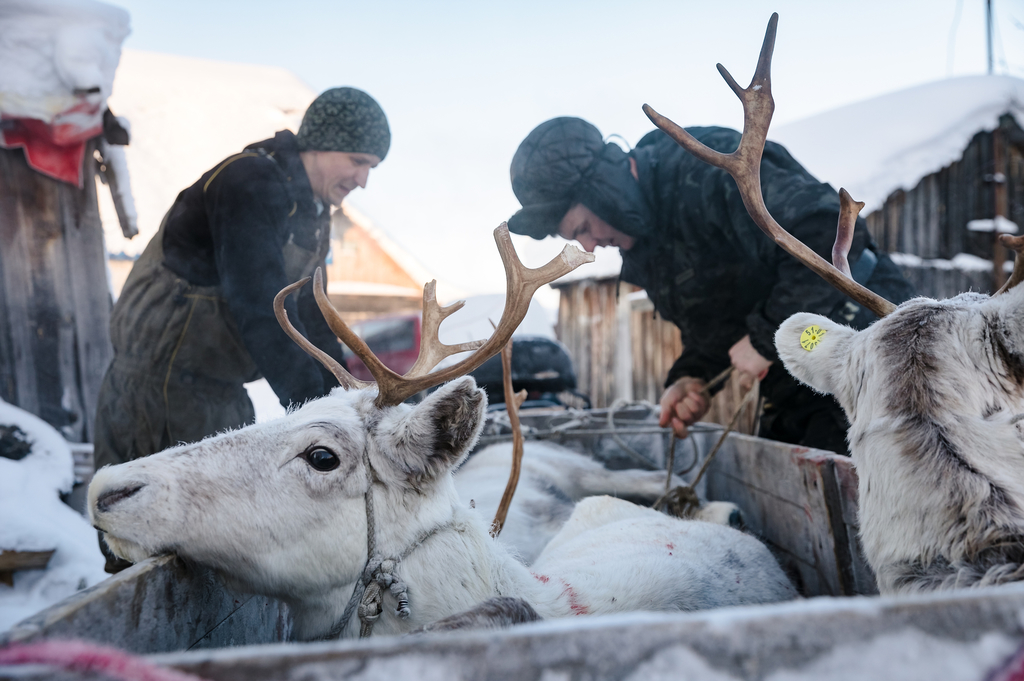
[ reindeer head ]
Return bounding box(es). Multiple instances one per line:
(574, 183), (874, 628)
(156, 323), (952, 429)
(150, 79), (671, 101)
(89, 378), (486, 601)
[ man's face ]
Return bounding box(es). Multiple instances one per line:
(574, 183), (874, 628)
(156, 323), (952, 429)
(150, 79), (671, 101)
(556, 203), (636, 252)
(302, 151), (381, 206)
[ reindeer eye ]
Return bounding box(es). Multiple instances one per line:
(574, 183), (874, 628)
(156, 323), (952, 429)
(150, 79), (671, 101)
(303, 448), (340, 472)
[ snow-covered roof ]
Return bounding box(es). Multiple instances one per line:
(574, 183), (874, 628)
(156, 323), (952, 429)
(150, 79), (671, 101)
(0, 0), (128, 122)
(98, 49), (317, 256)
(771, 75), (1024, 214)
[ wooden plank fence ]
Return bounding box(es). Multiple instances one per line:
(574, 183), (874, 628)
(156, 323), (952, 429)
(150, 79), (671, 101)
(554, 278), (760, 433)
(867, 115), (1024, 294)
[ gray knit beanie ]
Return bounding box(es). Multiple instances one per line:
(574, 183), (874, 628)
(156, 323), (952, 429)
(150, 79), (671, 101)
(296, 87), (391, 160)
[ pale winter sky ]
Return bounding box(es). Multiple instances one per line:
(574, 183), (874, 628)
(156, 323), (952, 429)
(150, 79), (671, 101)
(107, 0), (1024, 295)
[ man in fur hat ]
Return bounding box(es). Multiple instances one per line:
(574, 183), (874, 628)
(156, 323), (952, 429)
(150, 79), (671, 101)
(509, 117), (914, 454)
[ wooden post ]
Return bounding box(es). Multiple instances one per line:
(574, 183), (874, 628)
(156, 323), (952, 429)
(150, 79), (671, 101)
(0, 143), (113, 442)
(613, 280), (633, 403)
(992, 127), (1008, 290)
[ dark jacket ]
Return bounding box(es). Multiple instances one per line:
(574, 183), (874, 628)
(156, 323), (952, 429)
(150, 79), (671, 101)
(149, 129), (345, 406)
(621, 127), (914, 389)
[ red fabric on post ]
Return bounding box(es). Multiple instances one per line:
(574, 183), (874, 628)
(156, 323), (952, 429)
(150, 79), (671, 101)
(0, 106), (102, 187)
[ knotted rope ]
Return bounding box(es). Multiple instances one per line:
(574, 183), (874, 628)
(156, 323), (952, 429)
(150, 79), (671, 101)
(653, 377), (759, 517)
(323, 444), (425, 640)
(323, 437), (457, 640)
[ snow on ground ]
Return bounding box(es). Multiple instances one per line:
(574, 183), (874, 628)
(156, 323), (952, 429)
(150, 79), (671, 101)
(0, 399), (107, 634)
(771, 75), (1024, 213)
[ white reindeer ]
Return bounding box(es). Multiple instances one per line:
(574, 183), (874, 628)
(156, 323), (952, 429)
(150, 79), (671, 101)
(775, 291), (1024, 594)
(645, 13), (1024, 595)
(457, 441), (743, 564)
(88, 226), (796, 640)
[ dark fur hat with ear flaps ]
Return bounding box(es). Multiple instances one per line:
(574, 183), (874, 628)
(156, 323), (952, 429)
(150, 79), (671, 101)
(508, 117), (652, 241)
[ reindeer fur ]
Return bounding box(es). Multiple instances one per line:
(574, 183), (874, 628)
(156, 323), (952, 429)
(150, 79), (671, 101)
(457, 441), (743, 564)
(90, 378), (795, 639)
(776, 287), (1024, 595)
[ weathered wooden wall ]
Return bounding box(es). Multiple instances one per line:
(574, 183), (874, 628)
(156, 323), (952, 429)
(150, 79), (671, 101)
(0, 144), (113, 442)
(555, 278), (618, 409)
(868, 114), (1024, 295)
(555, 278), (758, 433)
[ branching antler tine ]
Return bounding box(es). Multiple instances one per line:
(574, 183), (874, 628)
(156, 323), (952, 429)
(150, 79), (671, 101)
(644, 14), (897, 319)
(751, 11), (777, 84)
(490, 339), (527, 538)
(996, 234), (1024, 295)
(642, 105), (735, 171)
(370, 223), (594, 407)
(833, 188), (866, 279)
(716, 64), (745, 99)
(731, 15), (775, 165)
(310, 268), (395, 389)
(405, 280), (488, 378)
(507, 228), (595, 291)
(436, 296), (465, 320)
(274, 276), (367, 390)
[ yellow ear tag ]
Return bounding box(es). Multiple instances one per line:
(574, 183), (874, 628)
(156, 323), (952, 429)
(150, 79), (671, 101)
(800, 325), (827, 351)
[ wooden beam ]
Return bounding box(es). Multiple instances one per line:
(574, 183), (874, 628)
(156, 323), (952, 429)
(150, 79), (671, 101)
(0, 549), (54, 586)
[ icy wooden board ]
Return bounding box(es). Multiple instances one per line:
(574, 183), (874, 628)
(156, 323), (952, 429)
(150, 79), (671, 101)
(704, 432), (877, 597)
(0, 554), (290, 652)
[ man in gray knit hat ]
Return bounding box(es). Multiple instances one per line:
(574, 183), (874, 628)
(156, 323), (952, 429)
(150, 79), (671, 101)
(93, 88), (389, 569)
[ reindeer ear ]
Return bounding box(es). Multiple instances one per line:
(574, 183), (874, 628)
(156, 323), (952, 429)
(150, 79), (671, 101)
(774, 313), (856, 397)
(388, 376), (487, 486)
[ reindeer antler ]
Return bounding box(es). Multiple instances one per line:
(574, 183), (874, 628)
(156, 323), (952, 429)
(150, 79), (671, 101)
(274, 277), (370, 390)
(642, 13), (896, 319)
(832, 188), (865, 279)
(490, 338), (528, 538)
(277, 222), (595, 407)
(404, 281), (488, 377)
(995, 235), (1024, 295)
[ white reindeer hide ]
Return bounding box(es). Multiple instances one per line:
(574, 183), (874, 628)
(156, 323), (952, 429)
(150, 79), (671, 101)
(776, 287), (1024, 595)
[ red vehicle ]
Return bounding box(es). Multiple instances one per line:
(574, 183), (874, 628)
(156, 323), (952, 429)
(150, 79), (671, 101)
(341, 312), (584, 410)
(341, 313), (421, 381)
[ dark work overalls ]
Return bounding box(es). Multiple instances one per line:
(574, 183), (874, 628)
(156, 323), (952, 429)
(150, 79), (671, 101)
(93, 141), (332, 470)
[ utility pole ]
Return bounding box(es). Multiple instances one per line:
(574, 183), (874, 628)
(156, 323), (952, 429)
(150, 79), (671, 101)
(986, 0), (994, 74)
